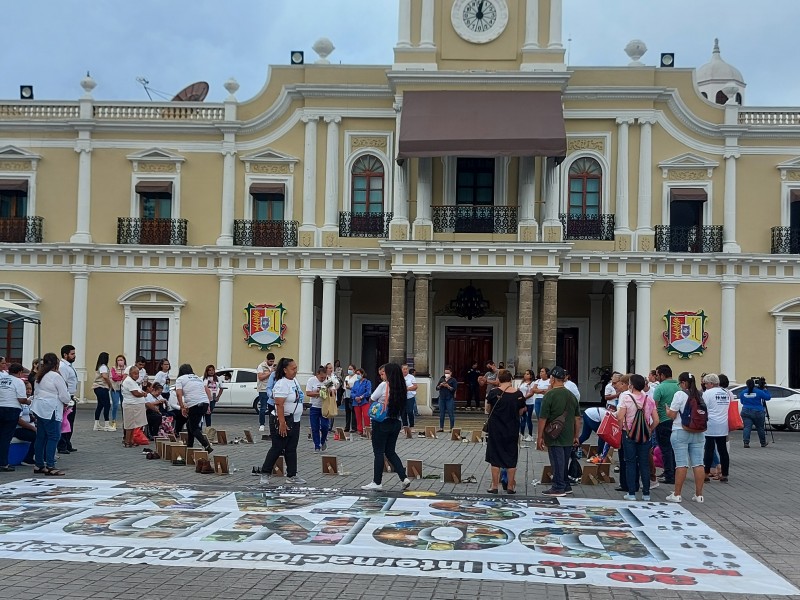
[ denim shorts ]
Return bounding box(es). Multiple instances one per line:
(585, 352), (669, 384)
(670, 428), (705, 468)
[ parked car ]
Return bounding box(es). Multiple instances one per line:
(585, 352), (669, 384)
(215, 368), (260, 412)
(730, 384), (800, 432)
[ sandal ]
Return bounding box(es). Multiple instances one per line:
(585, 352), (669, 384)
(33, 467), (47, 474)
(506, 489), (517, 495)
(463, 475), (478, 484)
(44, 468), (66, 476)
(487, 488), (498, 494)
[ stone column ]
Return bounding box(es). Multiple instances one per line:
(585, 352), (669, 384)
(543, 159), (560, 226)
(323, 116), (341, 238)
(613, 280), (629, 373)
(540, 276), (558, 367)
(720, 281), (738, 379)
(636, 117), (655, 236)
(615, 118), (633, 234)
(634, 280), (652, 375)
(397, 0), (412, 48)
(419, 0), (435, 48)
(216, 144), (236, 246)
(548, 0), (563, 48)
(413, 157), (433, 240)
(522, 0), (540, 49)
(723, 151), (741, 253)
(589, 293), (605, 394)
(320, 276), (337, 366)
(71, 267), (89, 399)
(389, 274), (406, 364)
(298, 275), (316, 376)
(70, 142), (92, 244)
(531, 289), (540, 369)
(517, 156), (538, 240)
(390, 97), (410, 240)
(505, 282), (518, 371)
(216, 271), (234, 367)
(337, 289), (353, 363)
(516, 276), (535, 374)
(300, 115), (319, 243)
(413, 274), (430, 375)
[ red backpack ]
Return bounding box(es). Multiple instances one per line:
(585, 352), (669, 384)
(680, 395), (708, 432)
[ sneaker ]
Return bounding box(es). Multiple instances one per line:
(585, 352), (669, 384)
(361, 481), (383, 491)
(642, 494), (651, 501)
(523, 435), (533, 442)
(657, 477), (674, 484)
(258, 425), (265, 432)
(665, 492), (682, 503)
(649, 480), (660, 489)
(287, 476), (306, 485)
(719, 476), (729, 483)
(563, 488), (574, 495)
(314, 448), (321, 453)
(761, 442), (769, 447)
(614, 486), (626, 492)
(692, 494), (704, 503)
(623, 494), (636, 501)
(743, 442), (750, 448)
(259, 474), (271, 485)
(541, 488), (566, 497)
(321, 443), (327, 452)
(401, 478), (412, 490)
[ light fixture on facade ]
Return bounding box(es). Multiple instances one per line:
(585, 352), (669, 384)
(19, 85), (34, 100)
(290, 51), (304, 65)
(449, 281), (489, 320)
(660, 53), (675, 68)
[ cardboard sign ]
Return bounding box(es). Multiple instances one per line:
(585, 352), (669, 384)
(243, 430), (254, 444)
(470, 431), (483, 443)
(215, 430), (228, 446)
(271, 456), (285, 476)
(444, 463), (462, 484)
(322, 456), (339, 475)
(450, 428), (462, 441)
(213, 455), (229, 475)
(187, 449), (208, 465)
(425, 426), (437, 439)
(407, 460), (423, 479)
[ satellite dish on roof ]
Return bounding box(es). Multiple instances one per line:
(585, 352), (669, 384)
(172, 81), (209, 102)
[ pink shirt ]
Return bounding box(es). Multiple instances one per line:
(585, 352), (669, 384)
(618, 390), (656, 431)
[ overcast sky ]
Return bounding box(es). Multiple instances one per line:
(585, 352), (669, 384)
(3, 0), (796, 107)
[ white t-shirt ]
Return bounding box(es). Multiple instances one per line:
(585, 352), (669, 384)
(669, 390), (689, 432)
(584, 406), (608, 422)
(121, 377), (145, 405)
(564, 380), (581, 402)
(604, 382), (618, 407)
(175, 374), (208, 408)
(256, 361), (273, 392)
(307, 376), (323, 408)
(702, 387), (730, 437)
(0, 372), (26, 408)
(518, 381), (535, 406)
(153, 370), (170, 388)
(272, 377), (303, 422)
(405, 374), (417, 399)
(534, 378), (550, 399)
(125, 365), (148, 385)
(344, 374), (358, 399)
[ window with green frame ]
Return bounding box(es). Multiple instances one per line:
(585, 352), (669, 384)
(568, 158), (602, 217)
(0, 190), (27, 218)
(351, 155), (384, 214)
(456, 158), (494, 205)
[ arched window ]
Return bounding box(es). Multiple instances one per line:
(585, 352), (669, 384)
(568, 158), (602, 217)
(351, 155), (384, 214)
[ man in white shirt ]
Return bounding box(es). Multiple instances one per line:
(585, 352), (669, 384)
(58, 344), (78, 453)
(257, 352), (276, 432)
(124, 356), (148, 385)
(401, 364), (418, 433)
(604, 371), (622, 408)
(306, 366), (329, 452)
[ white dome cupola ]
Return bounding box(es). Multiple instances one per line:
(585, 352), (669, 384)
(696, 38), (746, 105)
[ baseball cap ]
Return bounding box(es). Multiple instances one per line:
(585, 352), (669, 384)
(550, 366), (566, 380)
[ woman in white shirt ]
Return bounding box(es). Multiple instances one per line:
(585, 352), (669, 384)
(92, 352), (113, 432)
(175, 364), (213, 452)
(121, 367), (148, 448)
(701, 373), (730, 483)
(30, 353), (71, 475)
(343, 363), (358, 433)
(152, 358), (171, 399)
(517, 369), (537, 442)
(533, 367), (551, 418)
(260, 358), (305, 485)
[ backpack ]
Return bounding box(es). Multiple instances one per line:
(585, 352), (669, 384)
(627, 394), (651, 443)
(680, 395), (708, 432)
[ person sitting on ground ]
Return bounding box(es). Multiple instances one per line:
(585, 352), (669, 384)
(145, 382), (166, 439)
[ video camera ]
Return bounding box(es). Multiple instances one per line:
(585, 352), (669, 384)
(750, 376), (767, 390)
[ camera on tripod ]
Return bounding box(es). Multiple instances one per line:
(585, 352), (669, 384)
(749, 376), (767, 389)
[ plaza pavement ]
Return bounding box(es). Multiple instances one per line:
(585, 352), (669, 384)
(0, 406), (798, 600)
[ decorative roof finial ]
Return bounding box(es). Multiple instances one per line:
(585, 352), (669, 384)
(713, 38), (720, 54)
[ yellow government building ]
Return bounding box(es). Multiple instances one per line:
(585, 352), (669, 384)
(2, 0), (799, 408)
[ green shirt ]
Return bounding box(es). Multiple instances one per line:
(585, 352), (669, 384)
(653, 379), (680, 422)
(540, 386), (581, 446)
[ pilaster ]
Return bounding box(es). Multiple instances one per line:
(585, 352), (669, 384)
(720, 280), (738, 379)
(71, 266), (90, 399)
(517, 156), (538, 241)
(613, 280), (629, 373)
(541, 158), (562, 242)
(299, 115), (319, 247)
(216, 271), (234, 367)
(413, 274), (430, 375)
(70, 137), (93, 244)
(634, 280), (652, 375)
(516, 276), (534, 374)
(320, 276), (338, 365)
(216, 143), (236, 246)
(615, 118), (634, 250)
(322, 116), (341, 246)
(412, 157), (433, 240)
(636, 117), (656, 250)
(540, 276), (558, 367)
(723, 150), (741, 253)
(298, 275), (317, 378)
(389, 273), (407, 364)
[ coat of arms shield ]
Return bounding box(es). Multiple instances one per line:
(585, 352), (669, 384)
(662, 309), (708, 359)
(243, 303), (287, 350)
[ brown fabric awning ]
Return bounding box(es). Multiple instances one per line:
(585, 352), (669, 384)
(250, 183), (285, 195)
(0, 179), (28, 192)
(670, 188), (707, 201)
(135, 181), (172, 194)
(398, 90), (566, 159)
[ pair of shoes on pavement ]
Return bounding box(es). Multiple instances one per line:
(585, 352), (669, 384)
(260, 474), (306, 485)
(666, 492), (701, 503)
(361, 478), (411, 491)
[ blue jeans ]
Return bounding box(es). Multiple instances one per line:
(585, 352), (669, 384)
(258, 392), (270, 426)
(742, 408), (766, 445)
(110, 389), (121, 421)
(94, 387), (111, 421)
(547, 445), (572, 492)
(34, 413), (61, 469)
(0, 407), (21, 467)
(534, 397), (543, 418)
(401, 397), (416, 428)
(309, 407), (329, 449)
(438, 397), (455, 429)
(520, 404), (534, 436)
(622, 432), (649, 495)
(578, 414), (600, 444)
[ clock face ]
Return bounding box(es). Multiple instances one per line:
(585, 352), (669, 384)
(451, 0), (509, 44)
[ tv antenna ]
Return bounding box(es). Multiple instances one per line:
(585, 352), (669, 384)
(135, 76), (189, 101)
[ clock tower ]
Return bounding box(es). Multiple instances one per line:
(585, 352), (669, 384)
(393, 0), (566, 72)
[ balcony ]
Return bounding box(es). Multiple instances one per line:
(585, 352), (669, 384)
(560, 213), (615, 241)
(339, 211), (392, 238)
(233, 219), (298, 247)
(117, 218), (188, 245)
(771, 226), (800, 254)
(654, 225), (723, 253)
(0, 216), (43, 243)
(432, 205), (517, 234)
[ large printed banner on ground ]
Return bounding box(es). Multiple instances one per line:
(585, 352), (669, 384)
(0, 479), (795, 594)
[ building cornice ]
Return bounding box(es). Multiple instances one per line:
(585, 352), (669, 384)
(387, 70), (572, 91)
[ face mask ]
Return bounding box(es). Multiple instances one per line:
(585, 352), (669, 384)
(347, 369), (354, 375)
(444, 373), (451, 378)
(356, 374), (362, 380)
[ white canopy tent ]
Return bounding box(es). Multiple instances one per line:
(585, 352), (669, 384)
(0, 299), (41, 363)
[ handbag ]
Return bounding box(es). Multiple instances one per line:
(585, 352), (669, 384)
(568, 449), (583, 479)
(728, 397), (744, 430)
(598, 410), (622, 449)
(321, 385), (338, 419)
(368, 384), (389, 423)
(544, 407), (569, 440)
(482, 387), (502, 433)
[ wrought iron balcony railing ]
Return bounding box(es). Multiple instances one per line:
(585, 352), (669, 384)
(654, 225), (723, 253)
(117, 218), (188, 245)
(432, 205), (517, 234)
(560, 213), (615, 241)
(771, 226), (800, 254)
(233, 219), (298, 247)
(0, 216), (43, 243)
(338, 211), (392, 238)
